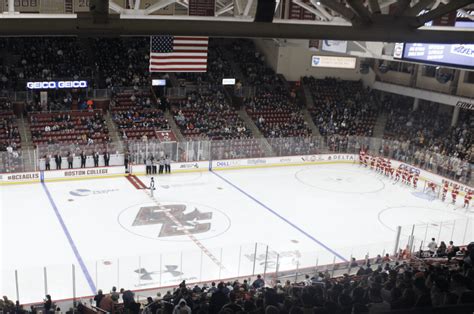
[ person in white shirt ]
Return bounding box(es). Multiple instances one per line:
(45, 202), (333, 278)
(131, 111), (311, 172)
(427, 238), (438, 257)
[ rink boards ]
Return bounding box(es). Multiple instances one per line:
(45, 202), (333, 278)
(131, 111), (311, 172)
(1, 153), (471, 193)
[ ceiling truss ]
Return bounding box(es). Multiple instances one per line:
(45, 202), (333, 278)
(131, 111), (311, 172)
(0, 0), (471, 43)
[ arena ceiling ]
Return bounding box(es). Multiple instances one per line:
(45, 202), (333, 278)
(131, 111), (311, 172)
(0, 0), (472, 43)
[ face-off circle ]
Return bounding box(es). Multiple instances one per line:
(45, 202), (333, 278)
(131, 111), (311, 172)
(118, 201), (231, 241)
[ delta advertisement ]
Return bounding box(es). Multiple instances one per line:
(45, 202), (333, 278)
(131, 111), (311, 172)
(402, 43), (474, 69)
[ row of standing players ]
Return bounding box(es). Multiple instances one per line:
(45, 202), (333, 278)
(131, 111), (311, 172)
(359, 150), (472, 208)
(44, 151), (111, 170)
(145, 155), (171, 175)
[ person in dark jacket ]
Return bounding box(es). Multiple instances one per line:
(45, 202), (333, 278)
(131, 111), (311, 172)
(67, 152), (73, 169)
(44, 295), (52, 313)
(93, 290), (105, 307)
(54, 154), (62, 170)
(122, 290), (140, 314)
(80, 151), (87, 168)
(209, 282), (229, 314)
(104, 151), (110, 167)
(93, 152), (99, 167)
(124, 151), (129, 173)
(45, 155), (50, 170)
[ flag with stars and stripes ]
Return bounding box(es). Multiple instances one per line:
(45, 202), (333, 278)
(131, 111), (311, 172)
(149, 36), (209, 72)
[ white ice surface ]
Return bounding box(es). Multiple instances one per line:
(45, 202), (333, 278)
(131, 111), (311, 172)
(2, 164), (472, 303)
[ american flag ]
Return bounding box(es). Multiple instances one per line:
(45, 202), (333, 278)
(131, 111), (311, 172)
(149, 36), (209, 72)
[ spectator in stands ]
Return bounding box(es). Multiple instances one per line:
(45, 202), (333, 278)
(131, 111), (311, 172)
(110, 286), (120, 302)
(428, 238), (438, 256)
(447, 241), (459, 261)
(437, 241), (447, 257)
(93, 290), (105, 307)
(222, 292), (244, 312)
(252, 274), (265, 289)
(209, 282), (229, 314)
(173, 299), (192, 314)
(43, 295), (52, 313)
(98, 294), (116, 313)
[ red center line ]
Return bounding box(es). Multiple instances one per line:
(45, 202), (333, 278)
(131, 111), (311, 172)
(144, 189), (226, 270)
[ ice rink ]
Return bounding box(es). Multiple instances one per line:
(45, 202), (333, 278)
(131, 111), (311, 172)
(2, 163), (473, 303)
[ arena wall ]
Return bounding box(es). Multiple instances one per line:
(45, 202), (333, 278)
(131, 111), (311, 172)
(2, 154), (472, 194)
(253, 39), (362, 81)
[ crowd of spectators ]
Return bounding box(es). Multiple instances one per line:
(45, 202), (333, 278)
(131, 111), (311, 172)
(304, 77), (379, 137)
(172, 88), (251, 140)
(175, 40), (234, 86)
(0, 98), (21, 151)
(382, 94), (472, 183)
(226, 41), (312, 139)
(94, 38), (151, 89)
(111, 90), (171, 140)
(29, 110), (109, 147)
(0, 38), (91, 90)
(0, 98), (23, 172)
(5, 241), (474, 314)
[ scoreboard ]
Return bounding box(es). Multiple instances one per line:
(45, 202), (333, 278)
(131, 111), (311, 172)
(395, 43), (474, 70)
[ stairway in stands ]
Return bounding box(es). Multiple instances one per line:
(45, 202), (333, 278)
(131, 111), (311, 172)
(104, 113), (124, 152)
(17, 116), (35, 171)
(302, 83), (315, 108)
(302, 108), (321, 136)
(237, 109), (275, 157)
(373, 111), (388, 138)
(164, 111), (186, 142)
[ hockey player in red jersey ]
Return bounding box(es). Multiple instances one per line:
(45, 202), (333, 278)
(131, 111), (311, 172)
(441, 182), (449, 202)
(407, 172), (413, 186)
(451, 185), (460, 205)
(464, 190), (472, 209)
(395, 168), (401, 182)
(364, 154), (369, 167)
(401, 170), (407, 185)
(413, 174), (419, 189)
(359, 150), (366, 167)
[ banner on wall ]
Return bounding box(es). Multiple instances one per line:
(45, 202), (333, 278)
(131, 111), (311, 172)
(321, 40), (348, 53)
(311, 55), (357, 69)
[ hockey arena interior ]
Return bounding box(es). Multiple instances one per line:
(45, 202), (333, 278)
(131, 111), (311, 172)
(0, 1), (474, 313)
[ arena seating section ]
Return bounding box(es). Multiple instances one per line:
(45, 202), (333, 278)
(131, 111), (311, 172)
(94, 38), (151, 89)
(29, 110), (109, 147)
(1, 37), (474, 314)
(0, 98), (21, 151)
(111, 90), (170, 140)
(4, 243), (473, 314)
(304, 77), (379, 137)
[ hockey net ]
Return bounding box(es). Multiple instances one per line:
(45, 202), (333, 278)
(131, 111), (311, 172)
(423, 181), (441, 199)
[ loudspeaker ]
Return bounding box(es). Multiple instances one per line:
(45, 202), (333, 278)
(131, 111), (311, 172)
(254, 0), (276, 22)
